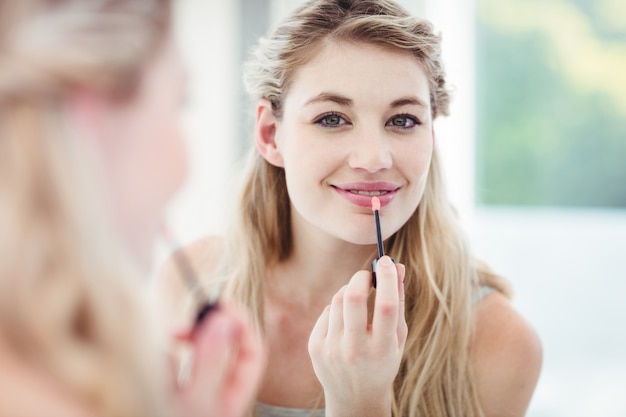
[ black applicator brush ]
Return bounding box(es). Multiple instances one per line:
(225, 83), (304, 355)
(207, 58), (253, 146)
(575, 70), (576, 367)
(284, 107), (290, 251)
(371, 196), (385, 288)
(161, 225), (218, 328)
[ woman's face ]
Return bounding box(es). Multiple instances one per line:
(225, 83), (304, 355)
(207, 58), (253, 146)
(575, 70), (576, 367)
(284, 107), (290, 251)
(86, 38), (188, 267)
(261, 41), (434, 246)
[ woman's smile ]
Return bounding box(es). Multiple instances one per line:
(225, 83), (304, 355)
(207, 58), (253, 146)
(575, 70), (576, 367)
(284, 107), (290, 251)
(331, 182), (400, 208)
(257, 40), (434, 245)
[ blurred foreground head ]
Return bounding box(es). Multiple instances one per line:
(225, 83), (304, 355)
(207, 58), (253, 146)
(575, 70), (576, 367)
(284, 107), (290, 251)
(0, 0), (187, 268)
(0, 1), (184, 416)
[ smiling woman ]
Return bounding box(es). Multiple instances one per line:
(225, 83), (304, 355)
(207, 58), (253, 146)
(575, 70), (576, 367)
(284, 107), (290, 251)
(161, 1), (542, 416)
(257, 41), (434, 246)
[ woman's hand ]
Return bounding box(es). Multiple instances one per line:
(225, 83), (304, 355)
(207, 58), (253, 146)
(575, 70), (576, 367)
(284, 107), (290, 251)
(173, 302), (265, 417)
(308, 256), (407, 417)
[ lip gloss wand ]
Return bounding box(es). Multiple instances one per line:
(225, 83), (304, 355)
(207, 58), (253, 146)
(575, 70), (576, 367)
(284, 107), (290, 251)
(371, 196), (385, 288)
(160, 225), (219, 328)
(161, 225), (221, 388)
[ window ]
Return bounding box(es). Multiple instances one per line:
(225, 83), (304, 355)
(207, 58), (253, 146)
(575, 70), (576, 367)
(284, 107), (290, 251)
(476, 0), (626, 207)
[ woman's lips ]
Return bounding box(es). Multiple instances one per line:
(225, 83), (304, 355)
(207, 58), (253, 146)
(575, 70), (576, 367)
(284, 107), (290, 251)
(332, 182), (399, 208)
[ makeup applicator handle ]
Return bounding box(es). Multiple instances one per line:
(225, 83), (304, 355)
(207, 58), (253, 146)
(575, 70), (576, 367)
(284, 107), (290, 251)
(371, 257), (395, 288)
(161, 225), (219, 328)
(370, 196), (395, 288)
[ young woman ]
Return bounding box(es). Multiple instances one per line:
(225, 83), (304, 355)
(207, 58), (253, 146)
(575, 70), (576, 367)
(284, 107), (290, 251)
(0, 1), (263, 416)
(162, 1), (542, 416)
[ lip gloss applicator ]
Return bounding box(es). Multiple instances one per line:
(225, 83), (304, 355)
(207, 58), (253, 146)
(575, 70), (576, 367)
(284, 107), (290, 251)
(161, 225), (219, 328)
(371, 196), (385, 288)
(161, 225), (224, 388)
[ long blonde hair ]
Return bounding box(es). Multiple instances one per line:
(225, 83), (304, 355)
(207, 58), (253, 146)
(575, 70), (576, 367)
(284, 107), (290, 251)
(0, 1), (172, 416)
(226, 0), (510, 416)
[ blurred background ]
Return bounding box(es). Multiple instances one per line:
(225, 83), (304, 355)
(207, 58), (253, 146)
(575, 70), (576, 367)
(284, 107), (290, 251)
(166, 1), (626, 416)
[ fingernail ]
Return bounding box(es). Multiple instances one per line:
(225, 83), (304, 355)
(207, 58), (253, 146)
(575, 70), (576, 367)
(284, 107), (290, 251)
(379, 256), (393, 267)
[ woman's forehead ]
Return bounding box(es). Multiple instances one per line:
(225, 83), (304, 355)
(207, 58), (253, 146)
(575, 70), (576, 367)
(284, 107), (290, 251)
(284, 40), (430, 110)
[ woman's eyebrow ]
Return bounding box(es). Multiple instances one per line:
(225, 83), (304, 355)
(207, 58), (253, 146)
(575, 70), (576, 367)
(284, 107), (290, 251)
(303, 93), (428, 110)
(390, 96), (428, 109)
(303, 92), (353, 108)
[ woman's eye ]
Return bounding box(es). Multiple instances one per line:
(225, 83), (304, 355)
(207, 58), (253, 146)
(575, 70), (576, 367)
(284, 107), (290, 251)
(386, 114), (420, 128)
(315, 113), (348, 127)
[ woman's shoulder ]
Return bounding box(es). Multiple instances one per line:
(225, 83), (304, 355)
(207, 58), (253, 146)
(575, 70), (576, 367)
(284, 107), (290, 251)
(470, 291), (542, 416)
(158, 234), (225, 283)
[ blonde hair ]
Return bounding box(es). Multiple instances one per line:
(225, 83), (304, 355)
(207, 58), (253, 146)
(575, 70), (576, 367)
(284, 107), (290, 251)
(226, 0), (511, 416)
(0, 1), (172, 416)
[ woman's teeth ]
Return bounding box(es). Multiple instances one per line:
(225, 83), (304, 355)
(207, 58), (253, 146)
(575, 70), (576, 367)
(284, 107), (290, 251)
(348, 190), (389, 196)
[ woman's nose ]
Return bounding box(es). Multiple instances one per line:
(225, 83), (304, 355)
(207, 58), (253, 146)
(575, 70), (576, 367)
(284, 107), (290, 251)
(347, 129), (392, 173)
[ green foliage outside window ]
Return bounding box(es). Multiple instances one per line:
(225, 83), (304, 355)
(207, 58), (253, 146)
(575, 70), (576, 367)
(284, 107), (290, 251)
(476, 0), (626, 207)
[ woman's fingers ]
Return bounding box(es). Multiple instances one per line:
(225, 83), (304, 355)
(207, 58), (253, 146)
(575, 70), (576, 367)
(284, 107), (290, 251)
(174, 307), (235, 417)
(219, 306), (266, 414)
(308, 305), (330, 356)
(312, 260), (405, 349)
(187, 308), (235, 391)
(343, 270), (371, 344)
(372, 256), (400, 345)
(308, 261), (406, 413)
(176, 303), (265, 417)
(395, 263), (408, 349)
(327, 285), (347, 338)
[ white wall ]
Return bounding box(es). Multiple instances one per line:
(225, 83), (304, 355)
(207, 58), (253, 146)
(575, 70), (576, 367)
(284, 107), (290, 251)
(474, 207), (626, 417)
(166, 0), (241, 245)
(419, 0), (477, 232)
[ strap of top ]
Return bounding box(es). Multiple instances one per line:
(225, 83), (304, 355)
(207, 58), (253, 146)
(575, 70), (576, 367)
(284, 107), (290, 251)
(255, 403), (325, 417)
(472, 285), (496, 305)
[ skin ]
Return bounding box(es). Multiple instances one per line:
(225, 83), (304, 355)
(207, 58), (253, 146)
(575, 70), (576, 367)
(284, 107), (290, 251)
(0, 38), (264, 417)
(163, 40), (541, 417)
(471, 292), (543, 417)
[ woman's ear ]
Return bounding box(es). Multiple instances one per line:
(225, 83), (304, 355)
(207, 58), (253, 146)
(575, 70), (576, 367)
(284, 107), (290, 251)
(255, 99), (284, 167)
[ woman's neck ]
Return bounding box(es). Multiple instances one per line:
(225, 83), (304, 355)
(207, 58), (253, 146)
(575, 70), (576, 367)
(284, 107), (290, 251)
(266, 217), (376, 309)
